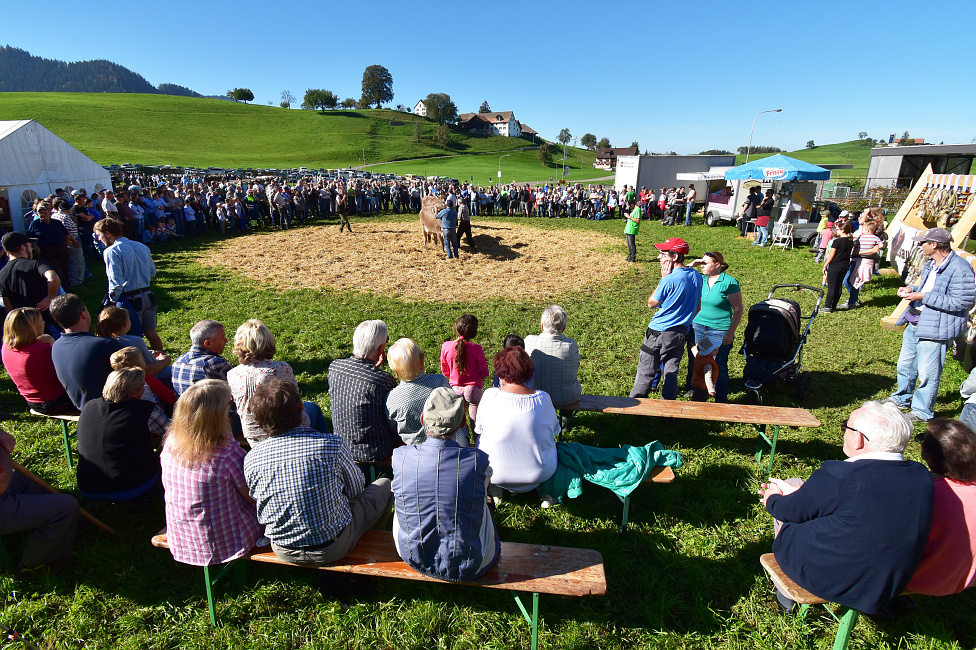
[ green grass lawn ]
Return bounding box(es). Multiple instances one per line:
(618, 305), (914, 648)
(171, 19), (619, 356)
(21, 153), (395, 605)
(0, 93), (531, 169)
(736, 140), (876, 180)
(2, 211), (974, 649)
(365, 146), (605, 184)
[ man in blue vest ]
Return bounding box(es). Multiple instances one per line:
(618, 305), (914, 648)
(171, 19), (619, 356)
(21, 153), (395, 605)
(392, 387), (499, 582)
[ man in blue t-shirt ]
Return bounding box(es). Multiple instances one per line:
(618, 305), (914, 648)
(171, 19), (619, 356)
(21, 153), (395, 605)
(630, 237), (702, 400)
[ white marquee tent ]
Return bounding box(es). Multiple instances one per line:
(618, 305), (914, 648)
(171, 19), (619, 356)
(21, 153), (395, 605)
(0, 119), (111, 232)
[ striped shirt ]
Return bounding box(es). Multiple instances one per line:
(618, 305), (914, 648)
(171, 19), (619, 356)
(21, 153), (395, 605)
(386, 373), (451, 445)
(161, 439), (263, 566)
(243, 426), (364, 548)
(328, 356), (398, 463)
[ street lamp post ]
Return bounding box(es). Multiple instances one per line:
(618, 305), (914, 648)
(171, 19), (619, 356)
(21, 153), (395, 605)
(498, 153), (510, 184)
(745, 108), (782, 164)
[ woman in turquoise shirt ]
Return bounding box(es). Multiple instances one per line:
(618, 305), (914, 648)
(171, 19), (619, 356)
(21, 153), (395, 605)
(689, 251), (743, 403)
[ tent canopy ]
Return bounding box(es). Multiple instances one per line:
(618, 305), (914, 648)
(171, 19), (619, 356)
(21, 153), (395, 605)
(724, 154), (830, 181)
(0, 119), (112, 231)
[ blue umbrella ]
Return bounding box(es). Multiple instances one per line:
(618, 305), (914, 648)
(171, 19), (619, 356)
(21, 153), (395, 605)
(724, 154), (830, 181)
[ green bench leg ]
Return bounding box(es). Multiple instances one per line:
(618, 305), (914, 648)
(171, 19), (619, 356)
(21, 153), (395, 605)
(202, 559), (245, 626)
(0, 537), (15, 574)
(754, 424), (780, 473)
(829, 606), (858, 650)
(60, 420), (73, 470)
(511, 591), (540, 650)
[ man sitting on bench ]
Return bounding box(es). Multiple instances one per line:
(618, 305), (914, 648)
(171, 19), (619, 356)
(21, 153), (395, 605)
(759, 401), (933, 615)
(244, 376), (393, 566)
(392, 387), (499, 582)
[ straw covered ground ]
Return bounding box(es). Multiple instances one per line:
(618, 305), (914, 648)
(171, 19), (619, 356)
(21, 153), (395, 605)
(202, 220), (627, 301)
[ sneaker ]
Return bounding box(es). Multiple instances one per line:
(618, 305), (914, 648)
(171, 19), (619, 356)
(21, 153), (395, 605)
(837, 302), (849, 310)
(820, 308), (833, 313)
(907, 412), (929, 424)
(880, 397), (910, 411)
(540, 494), (556, 509)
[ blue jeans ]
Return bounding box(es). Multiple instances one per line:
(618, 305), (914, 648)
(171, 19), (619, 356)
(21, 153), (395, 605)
(693, 323), (732, 402)
(961, 402), (976, 433)
(303, 401), (330, 433)
(843, 261), (859, 304)
(442, 228), (458, 258)
(891, 323), (948, 421)
(753, 225), (769, 246)
(684, 201), (695, 226)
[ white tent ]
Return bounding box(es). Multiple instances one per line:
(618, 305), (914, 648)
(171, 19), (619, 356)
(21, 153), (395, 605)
(0, 119), (112, 232)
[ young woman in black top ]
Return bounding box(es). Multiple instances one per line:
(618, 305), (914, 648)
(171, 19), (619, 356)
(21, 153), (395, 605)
(822, 221), (855, 312)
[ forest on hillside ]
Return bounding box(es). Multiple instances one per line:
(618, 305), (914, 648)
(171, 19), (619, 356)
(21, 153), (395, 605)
(0, 46), (201, 97)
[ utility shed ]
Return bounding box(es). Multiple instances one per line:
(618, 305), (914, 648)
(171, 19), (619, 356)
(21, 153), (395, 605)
(866, 143), (976, 192)
(0, 119), (111, 232)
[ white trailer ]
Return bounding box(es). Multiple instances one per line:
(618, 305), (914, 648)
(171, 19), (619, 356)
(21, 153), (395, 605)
(614, 154), (736, 211)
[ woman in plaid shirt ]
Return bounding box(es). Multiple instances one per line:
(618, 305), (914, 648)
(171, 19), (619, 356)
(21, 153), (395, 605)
(161, 379), (263, 566)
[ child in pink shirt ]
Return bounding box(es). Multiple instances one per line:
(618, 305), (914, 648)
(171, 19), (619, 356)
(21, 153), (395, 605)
(440, 314), (489, 430)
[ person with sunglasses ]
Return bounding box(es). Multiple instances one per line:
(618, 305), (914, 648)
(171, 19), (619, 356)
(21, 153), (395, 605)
(758, 401), (934, 616)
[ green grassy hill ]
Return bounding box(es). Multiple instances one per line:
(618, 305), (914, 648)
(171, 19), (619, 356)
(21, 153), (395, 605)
(0, 92), (545, 169)
(735, 140), (875, 178)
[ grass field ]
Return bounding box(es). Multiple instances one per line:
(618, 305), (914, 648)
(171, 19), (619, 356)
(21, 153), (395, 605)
(364, 146), (605, 185)
(0, 93), (534, 169)
(1, 208), (974, 649)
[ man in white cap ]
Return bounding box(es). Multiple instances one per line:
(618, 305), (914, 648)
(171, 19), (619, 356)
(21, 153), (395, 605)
(888, 227), (975, 422)
(631, 237), (702, 400)
(391, 387), (499, 582)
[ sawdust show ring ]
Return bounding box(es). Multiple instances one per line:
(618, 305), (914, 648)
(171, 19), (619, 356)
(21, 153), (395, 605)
(202, 220), (627, 302)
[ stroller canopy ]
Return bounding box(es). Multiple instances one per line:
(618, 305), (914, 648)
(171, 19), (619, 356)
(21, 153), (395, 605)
(724, 154), (831, 181)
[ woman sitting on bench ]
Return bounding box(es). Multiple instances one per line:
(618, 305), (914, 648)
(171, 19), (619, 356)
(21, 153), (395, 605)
(1, 307), (76, 415)
(161, 379), (264, 566)
(907, 419), (976, 596)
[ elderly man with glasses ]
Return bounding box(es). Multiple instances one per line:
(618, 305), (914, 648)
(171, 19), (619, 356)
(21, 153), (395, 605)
(888, 227), (975, 423)
(759, 400), (934, 616)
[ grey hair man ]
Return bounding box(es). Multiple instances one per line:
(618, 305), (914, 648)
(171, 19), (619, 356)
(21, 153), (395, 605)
(759, 401), (934, 615)
(171, 320), (231, 396)
(524, 305), (582, 407)
(329, 320), (399, 465)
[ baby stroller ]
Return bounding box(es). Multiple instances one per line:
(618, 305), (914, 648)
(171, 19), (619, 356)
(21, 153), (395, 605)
(740, 284), (823, 404)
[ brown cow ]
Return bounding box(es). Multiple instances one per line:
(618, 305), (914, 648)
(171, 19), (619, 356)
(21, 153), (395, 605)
(419, 195), (447, 247)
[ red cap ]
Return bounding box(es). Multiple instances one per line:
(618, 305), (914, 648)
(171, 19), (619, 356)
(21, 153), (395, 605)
(654, 237), (690, 254)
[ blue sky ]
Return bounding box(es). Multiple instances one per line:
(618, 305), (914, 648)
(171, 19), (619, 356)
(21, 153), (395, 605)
(2, 0), (973, 154)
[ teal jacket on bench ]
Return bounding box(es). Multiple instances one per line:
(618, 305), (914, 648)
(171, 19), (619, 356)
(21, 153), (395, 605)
(539, 441), (682, 505)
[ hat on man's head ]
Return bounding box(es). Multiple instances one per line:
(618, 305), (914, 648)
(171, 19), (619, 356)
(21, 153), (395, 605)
(654, 237), (690, 254)
(422, 387), (466, 437)
(70, 189), (84, 197)
(839, 210), (850, 217)
(2, 231), (30, 252)
(913, 227), (952, 244)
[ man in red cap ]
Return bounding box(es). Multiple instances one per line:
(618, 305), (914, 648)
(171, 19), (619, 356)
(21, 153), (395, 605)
(630, 237), (702, 400)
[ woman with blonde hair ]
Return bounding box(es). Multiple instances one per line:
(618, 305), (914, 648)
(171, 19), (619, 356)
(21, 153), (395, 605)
(1, 307), (75, 414)
(226, 318), (327, 447)
(76, 368), (161, 504)
(386, 337), (463, 446)
(161, 379), (263, 566)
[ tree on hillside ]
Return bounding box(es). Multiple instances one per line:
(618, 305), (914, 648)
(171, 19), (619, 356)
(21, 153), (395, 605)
(699, 149), (733, 155)
(597, 137), (611, 149)
(736, 145), (782, 154)
(340, 98), (357, 109)
(435, 123), (451, 149)
(479, 101), (491, 113)
(280, 90), (295, 109)
(558, 128), (572, 145)
(423, 93), (459, 124)
(301, 89), (338, 112)
(360, 64), (393, 109)
(537, 142), (553, 166)
(858, 131), (868, 140)
(580, 133), (597, 150)
(631, 141), (639, 151)
(806, 140), (815, 149)
(227, 88), (254, 103)
(414, 122), (422, 142)
(902, 131), (910, 141)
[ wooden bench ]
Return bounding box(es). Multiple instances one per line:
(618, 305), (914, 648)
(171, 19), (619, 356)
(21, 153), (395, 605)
(759, 553), (859, 650)
(152, 528), (606, 650)
(29, 410), (80, 469)
(562, 395), (821, 472)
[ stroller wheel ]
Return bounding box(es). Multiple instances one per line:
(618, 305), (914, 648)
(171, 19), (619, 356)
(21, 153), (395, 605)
(745, 388), (762, 405)
(795, 371), (812, 398)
